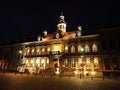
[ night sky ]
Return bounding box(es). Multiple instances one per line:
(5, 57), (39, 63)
(0, 0), (119, 43)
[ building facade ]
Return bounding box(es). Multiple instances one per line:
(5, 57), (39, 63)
(0, 14), (120, 77)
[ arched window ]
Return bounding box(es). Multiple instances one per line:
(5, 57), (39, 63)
(64, 58), (68, 68)
(94, 57), (99, 68)
(36, 47), (40, 55)
(36, 58), (40, 67)
(71, 58), (75, 68)
(92, 44), (97, 52)
(47, 47), (50, 54)
(85, 44), (90, 52)
(26, 48), (30, 55)
(31, 58), (35, 67)
(86, 57), (91, 68)
(78, 45), (81, 53)
(71, 45), (75, 53)
(42, 48), (45, 54)
(31, 48), (35, 55)
(65, 46), (68, 53)
(41, 58), (46, 69)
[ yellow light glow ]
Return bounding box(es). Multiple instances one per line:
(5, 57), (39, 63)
(19, 50), (22, 54)
(32, 49), (34, 53)
(81, 48), (84, 52)
(74, 70), (80, 76)
(55, 68), (60, 75)
(91, 70), (96, 76)
(54, 45), (60, 51)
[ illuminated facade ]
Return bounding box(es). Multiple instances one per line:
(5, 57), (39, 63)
(16, 14), (101, 76)
(0, 14), (120, 77)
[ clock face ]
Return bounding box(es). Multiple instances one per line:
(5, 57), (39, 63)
(77, 32), (81, 37)
(56, 33), (59, 38)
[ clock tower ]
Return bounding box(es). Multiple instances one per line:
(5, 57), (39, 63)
(57, 13), (66, 35)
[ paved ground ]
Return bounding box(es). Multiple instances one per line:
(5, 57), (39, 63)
(0, 72), (120, 90)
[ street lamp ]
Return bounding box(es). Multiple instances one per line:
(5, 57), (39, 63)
(19, 50), (22, 54)
(114, 65), (116, 79)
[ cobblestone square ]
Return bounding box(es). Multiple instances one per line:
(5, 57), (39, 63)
(0, 72), (120, 90)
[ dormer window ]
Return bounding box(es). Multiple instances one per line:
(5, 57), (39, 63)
(56, 33), (60, 39)
(77, 32), (81, 37)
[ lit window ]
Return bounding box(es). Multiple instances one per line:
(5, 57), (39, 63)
(42, 48), (45, 54)
(31, 59), (35, 67)
(94, 57), (99, 68)
(56, 33), (60, 38)
(36, 47), (40, 55)
(78, 45), (82, 52)
(31, 48), (35, 55)
(92, 44), (97, 52)
(54, 45), (60, 51)
(26, 48), (30, 55)
(77, 32), (81, 37)
(71, 58), (75, 68)
(65, 46), (68, 53)
(86, 57), (91, 68)
(41, 59), (45, 69)
(71, 45), (75, 53)
(64, 58), (68, 68)
(36, 58), (40, 67)
(85, 44), (90, 52)
(25, 59), (29, 66)
(46, 58), (49, 67)
(47, 47), (50, 54)
(78, 58), (83, 68)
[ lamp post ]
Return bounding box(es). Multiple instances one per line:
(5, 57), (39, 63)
(80, 62), (85, 78)
(114, 65), (116, 79)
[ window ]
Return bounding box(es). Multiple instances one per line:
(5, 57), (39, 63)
(64, 58), (68, 68)
(31, 48), (35, 55)
(94, 57), (99, 68)
(77, 32), (81, 37)
(41, 59), (45, 69)
(86, 57), (91, 68)
(92, 44), (97, 52)
(36, 58), (40, 67)
(65, 46), (68, 53)
(26, 48), (30, 55)
(31, 58), (35, 67)
(71, 58), (75, 68)
(56, 33), (60, 38)
(46, 58), (49, 65)
(71, 45), (75, 53)
(42, 48), (45, 54)
(36, 47), (40, 55)
(78, 58), (83, 68)
(78, 45), (81, 53)
(85, 44), (90, 52)
(47, 47), (50, 54)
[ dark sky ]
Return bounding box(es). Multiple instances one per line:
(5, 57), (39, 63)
(0, 0), (119, 43)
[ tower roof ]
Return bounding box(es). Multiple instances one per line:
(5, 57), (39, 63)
(58, 13), (66, 23)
